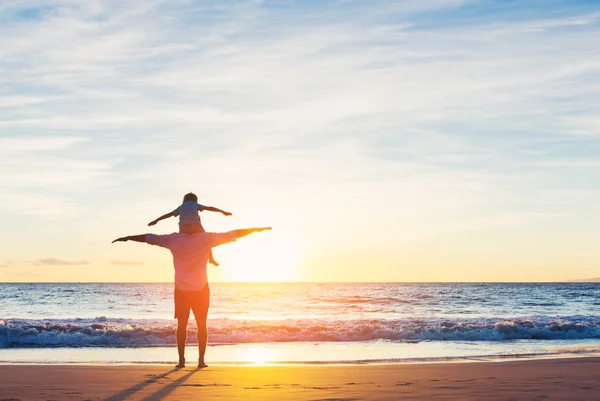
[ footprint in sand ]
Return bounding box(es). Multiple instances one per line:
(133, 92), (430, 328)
(182, 383), (231, 387)
(304, 386), (341, 390)
(309, 398), (360, 401)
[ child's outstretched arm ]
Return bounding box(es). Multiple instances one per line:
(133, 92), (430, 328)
(203, 206), (232, 216)
(148, 211), (175, 226)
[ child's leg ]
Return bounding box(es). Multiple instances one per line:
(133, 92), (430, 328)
(208, 249), (218, 266)
(196, 224), (219, 266)
(186, 224), (218, 266)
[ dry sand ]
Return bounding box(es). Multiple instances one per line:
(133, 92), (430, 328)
(1, 358), (600, 400)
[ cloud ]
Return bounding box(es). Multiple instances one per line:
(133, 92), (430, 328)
(35, 258), (90, 266)
(564, 116), (600, 136)
(1, 0), (600, 281)
(109, 260), (145, 266)
(570, 277), (600, 282)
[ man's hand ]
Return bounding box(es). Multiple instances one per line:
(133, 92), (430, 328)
(111, 234), (147, 243)
(148, 220), (157, 226)
(233, 227), (272, 239)
(222, 211), (232, 216)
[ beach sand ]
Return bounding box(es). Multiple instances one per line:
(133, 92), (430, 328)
(1, 358), (600, 400)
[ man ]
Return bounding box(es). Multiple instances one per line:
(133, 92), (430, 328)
(112, 226), (271, 368)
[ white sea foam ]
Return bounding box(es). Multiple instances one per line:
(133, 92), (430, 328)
(2, 316), (600, 348)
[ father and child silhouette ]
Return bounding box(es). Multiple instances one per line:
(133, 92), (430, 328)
(114, 191), (270, 368)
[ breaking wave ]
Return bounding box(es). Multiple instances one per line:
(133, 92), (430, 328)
(3, 316), (600, 348)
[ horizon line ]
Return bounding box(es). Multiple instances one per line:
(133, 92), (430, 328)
(1, 280), (598, 284)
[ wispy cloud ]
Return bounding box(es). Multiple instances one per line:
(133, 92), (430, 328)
(0, 136), (86, 153)
(3, 1), (597, 192)
(35, 258), (90, 266)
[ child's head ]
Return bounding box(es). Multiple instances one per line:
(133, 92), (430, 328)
(182, 192), (198, 203)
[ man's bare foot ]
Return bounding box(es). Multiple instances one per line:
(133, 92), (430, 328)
(197, 361), (208, 369)
(209, 259), (219, 266)
(176, 360), (185, 368)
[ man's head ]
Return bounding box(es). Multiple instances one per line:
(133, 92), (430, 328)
(183, 192), (198, 203)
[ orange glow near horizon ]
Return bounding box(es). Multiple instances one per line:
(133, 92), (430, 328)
(217, 231), (303, 282)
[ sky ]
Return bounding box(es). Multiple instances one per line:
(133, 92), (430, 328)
(1, 0), (600, 283)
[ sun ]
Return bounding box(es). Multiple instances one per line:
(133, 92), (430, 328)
(216, 230), (302, 282)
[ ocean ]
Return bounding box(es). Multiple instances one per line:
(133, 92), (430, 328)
(2, 282), (600, 364)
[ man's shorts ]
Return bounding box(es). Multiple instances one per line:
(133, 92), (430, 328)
(174, 285), (210, 321)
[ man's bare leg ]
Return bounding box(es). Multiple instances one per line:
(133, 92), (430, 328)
(176, 317), (188, 368)
(197, 320), (208, 368)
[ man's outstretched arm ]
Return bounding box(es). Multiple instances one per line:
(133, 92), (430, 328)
(112, 235), (147, 243)
(233, 227), (271, 239)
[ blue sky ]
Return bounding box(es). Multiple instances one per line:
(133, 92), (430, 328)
(1, 0), (600, 282)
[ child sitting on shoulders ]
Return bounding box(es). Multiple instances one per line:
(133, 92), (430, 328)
(148, 192), (232, 266)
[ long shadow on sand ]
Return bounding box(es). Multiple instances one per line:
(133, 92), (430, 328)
(104, 368), (179, 401)
(140, 369), (199, 401)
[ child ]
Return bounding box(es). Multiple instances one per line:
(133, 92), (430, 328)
(148, 192), (232, 266)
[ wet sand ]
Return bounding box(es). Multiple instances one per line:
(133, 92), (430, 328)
(1, 358), (600, 400)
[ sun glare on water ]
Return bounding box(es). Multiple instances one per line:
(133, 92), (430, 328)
(242, 347), (277, 365)
(217, 231), (303, 282)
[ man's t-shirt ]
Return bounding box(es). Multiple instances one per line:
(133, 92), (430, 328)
(172, 201), (206, 228)
(145, 231), (237, 291)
